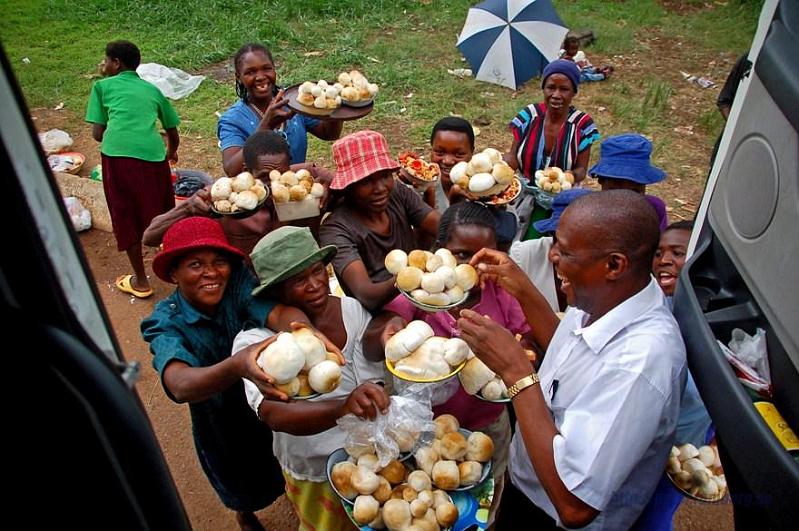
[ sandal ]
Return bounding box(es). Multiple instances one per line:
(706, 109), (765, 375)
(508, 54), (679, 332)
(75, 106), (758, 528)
(115, 274), (153, 298)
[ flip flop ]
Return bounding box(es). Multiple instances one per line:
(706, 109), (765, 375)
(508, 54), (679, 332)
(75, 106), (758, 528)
(115, 274), (153, 299)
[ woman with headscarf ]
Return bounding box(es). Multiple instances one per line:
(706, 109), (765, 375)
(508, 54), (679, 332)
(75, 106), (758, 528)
(505, 59), (600, 240)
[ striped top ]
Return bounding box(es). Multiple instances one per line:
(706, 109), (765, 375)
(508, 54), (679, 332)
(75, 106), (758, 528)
(509, 103), (600, 182)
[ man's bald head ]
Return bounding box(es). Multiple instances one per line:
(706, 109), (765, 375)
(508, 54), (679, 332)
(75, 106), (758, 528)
(562, 189), (661, 276)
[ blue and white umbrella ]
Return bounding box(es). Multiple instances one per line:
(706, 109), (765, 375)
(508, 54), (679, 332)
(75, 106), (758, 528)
(457, 0), (569, 90)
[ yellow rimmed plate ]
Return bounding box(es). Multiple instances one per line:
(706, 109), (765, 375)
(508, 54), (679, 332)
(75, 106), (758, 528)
(397, 287), (470, 313)
(385, 357), (466, 384)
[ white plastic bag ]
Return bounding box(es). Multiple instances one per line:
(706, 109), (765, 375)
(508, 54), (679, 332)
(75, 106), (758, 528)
(38, 129), (73, 154)
(137, 63), (205, 100)
(336, 384), (435, 468)
(63, 196), (91, 232)
(717, 327), (771, 397)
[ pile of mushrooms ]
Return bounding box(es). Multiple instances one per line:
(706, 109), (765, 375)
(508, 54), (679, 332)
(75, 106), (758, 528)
(385, 248), (478, 307)
(667, 443), (726, 500)
(256, 328), (342, 397)
(268, 168), (324, 204)
(449, 147), (515, 197)
(210, 171), (267, 213)
(385, 321), (472, 380)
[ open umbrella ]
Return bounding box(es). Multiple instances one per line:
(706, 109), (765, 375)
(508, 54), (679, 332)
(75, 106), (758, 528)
(457, 0), (569, 90)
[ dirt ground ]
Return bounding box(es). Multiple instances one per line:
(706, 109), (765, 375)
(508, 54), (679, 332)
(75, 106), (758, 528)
(39, 23), (740, 528)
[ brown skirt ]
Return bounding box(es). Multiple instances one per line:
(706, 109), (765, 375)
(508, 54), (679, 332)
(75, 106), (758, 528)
(101, 155), (174, 251)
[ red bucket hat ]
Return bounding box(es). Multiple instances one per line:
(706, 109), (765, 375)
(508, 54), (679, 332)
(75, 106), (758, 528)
(330, 130), (400, 190)
(152, 217), (245, 283)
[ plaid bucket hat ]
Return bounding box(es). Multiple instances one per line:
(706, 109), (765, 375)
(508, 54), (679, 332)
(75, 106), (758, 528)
(330, 130), (400, 190)
(250, 226), (337, 296)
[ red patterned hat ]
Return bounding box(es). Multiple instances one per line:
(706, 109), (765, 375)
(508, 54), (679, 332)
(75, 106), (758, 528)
(152, 216), (245, 283)
(330, 130), (400, 190)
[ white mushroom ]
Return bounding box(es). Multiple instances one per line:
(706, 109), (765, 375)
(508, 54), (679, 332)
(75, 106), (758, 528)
(385, 249), (409, 275)
(256, 333), (305, 384)
(307, 360), (341, 393)
(292, 328), (327, 371)
(469, 153), (492, 173)
(210, 177), (233, 200)
(468, 172), (496, 194)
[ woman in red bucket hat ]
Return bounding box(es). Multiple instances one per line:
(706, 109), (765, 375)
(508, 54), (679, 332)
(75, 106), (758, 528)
(141, 216), (321, 531)
(319, 130), (441, 310)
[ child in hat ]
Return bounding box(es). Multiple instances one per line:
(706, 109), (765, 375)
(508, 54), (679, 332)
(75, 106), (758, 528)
(233, 226), (389, 531)
(86, 40), (180, 299)
(319, 130), (441, 310)
(589, 133), (669, 231)
(141, 217), (318, 531)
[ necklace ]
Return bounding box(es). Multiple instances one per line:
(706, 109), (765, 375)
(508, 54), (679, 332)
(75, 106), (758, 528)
(249, 102), (265, 119)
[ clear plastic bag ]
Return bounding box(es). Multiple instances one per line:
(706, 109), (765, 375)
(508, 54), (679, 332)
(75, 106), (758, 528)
(336, 383), (435, 468)
(137, 63), (205, 100)
(63, 196), (91, 232)
(38, 129), (73, 154)
(717, 327), (771, 397)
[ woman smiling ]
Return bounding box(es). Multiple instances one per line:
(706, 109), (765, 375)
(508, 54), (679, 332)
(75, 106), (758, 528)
(217, 43), (342, 176)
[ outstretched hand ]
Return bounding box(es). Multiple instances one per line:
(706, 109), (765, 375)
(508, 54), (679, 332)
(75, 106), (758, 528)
(233, 335), (289, 402)
(290, 321), (346, 365)
(341, 382), (390, 419)
(469, 248), (534, 300)
(457, 309), (531, 383)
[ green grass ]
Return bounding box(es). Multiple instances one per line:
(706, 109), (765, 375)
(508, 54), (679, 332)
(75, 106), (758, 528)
(0, 0), (761, 160)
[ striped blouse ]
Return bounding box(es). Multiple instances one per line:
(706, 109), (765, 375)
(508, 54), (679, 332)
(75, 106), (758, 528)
(509, 102), (600, 183)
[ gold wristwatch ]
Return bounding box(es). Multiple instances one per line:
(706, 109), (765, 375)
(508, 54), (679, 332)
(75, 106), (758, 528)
(507, 373), (540, 399)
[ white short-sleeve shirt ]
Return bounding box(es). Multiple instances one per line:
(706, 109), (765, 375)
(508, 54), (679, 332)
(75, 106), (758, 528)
(509, 237), (559, 312)
(509, 278), (686, 529)
(233, 296), (384, 481)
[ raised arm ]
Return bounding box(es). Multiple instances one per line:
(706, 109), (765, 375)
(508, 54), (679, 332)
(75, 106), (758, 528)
(362, 311), (407, 362)
(340, 260), (398, 311)
(257, 382), (388, 435)
(457, 311), (599, 528)
(309, 119), (343, 142)
(162, 336), (276, 404)
(142, 188), (212, 247)
(470, 248), (559, 351)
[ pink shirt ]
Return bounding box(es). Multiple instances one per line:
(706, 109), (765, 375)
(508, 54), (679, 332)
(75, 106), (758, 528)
(384, 282), (531, 430)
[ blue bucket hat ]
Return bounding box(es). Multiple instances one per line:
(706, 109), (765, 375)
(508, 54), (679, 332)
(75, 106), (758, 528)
(588, 133), (666, 185)
(533, 188), (593, 234)
(541, 59), (580, 93)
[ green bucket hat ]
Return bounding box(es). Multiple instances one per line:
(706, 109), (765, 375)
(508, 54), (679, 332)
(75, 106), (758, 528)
(250, 226), (337, 297)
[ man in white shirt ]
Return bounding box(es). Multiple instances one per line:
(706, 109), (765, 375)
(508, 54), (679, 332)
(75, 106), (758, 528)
(459, 190), (686, 529)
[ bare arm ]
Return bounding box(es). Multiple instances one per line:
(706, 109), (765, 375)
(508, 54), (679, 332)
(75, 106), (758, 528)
(309, 119), (343, 141)
(92, 123), (106, 142)
(418, 209), (441, 239)
(362, 312), (407, 362)
(340, 260), (398, 311)
(162, 338), (275, 403)
(458, 311), (599, 528)
(503, 136), (521, 171)
(571, 145), (592, 183)
(258, 382), (389, 435)
(165, 127), (180, 164)
(143, 188), (212, 247)
(222, 146), (246, 177)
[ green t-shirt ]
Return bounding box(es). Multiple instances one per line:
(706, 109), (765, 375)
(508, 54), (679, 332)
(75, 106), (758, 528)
(85, 70), (180, 162)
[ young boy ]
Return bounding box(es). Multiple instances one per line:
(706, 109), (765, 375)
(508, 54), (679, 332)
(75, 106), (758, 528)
(590, 133), (669, 231)
(86, 40), (180, 298)
(633, 219), (713, 531)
